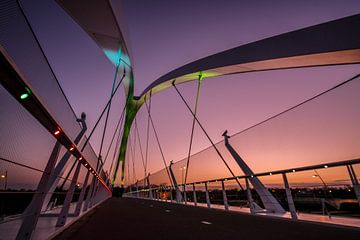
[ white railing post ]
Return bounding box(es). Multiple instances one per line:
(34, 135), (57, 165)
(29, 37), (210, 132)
(74, 170), (90, 216)
(282, 173), (297, 220)
(56, 162), (81, 227)
(221, 180), (229, 211)
(183, 185), (187, 204)
(246, 178), (255, 214)
(205, 182), (211, 208)
(347, 165), (360, 206)
(16, 142), (61, 240)
(192, 183), (197, 206)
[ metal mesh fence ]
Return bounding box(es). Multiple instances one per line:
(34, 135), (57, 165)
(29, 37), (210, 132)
(139, 74), (360, 188)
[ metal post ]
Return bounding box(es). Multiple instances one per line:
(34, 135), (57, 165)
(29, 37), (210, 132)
(347, 165), (360, 206)
(42, 113), (87, 211)
(16, 141), (61, 240)
(168, 161), (183, 203)
(4, 170), (7, 190)
(221, 180), (229, 211)
(83, 175), (95, 212)
(282, 173), (297, 220)
(90, 161), (103, 207)
(205, 182), (211, 208)
(246, 178), (255, 214)
(223, 131), (285, 213)
(89, 179), (99, 208)
(56, 162), (81, 227)
(183, 185), (187, 204)
(136, 181), (139, 198)
(74, 170), (90, 216)
(192, 183), (197, 206)
(147, 174), (153, 199)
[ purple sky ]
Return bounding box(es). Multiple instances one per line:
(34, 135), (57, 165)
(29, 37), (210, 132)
(22, 0), (360, 185)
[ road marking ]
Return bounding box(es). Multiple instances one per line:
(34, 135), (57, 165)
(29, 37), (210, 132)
(165, 210), (171, 212)
(150, 205), (153, 207)
(201, 221), (212, 225)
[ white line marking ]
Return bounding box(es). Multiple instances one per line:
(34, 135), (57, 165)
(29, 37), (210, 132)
(165, 210), (171, 212)
(201, 221), (212, 225)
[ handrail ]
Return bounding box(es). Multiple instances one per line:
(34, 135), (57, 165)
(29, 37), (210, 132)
(0, 48), (111, 194)
(127, 157), (360, 192)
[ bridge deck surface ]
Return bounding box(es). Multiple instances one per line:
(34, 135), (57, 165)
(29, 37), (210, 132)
(55, 198), (360, 240)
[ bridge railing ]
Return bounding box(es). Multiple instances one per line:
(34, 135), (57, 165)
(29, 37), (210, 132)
(0, 2), (112, 238)
(124, 158), (360, 222)
(124, 69), (360, 225)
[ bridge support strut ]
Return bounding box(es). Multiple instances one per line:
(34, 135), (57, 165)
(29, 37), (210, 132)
(169, 161), (183, 203)
(223, 131), (285, 214)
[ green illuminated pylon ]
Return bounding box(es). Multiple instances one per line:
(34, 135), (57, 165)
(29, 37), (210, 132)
(112, 71), (144, 186)
(111, 70), (208, 187)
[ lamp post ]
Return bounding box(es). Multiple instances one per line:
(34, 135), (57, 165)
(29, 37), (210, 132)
(312, 170), (328, 189)
(312, 170), (331, 216)
(0, 171), (7, 190)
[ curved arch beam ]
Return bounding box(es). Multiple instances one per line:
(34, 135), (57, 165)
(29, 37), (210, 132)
(139, 14), (360, 102)
(55, 5), (360, 188)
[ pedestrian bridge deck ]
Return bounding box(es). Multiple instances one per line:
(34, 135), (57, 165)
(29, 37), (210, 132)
(55, 198), (359, 240)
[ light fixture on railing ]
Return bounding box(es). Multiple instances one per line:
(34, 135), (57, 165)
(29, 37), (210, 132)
(54, 130), (61, 136)
(20, 92), (29, 99)
(20, 87), (31, 100)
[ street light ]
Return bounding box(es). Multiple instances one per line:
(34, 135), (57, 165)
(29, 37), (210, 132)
(0, 171), (7, 190)
(312, 170), (328, 189)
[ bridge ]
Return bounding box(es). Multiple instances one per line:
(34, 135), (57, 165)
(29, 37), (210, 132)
(0, 1), (360, 239)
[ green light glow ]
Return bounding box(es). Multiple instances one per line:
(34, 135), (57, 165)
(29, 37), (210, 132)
(112, 71), (142, 187)
(20, 87), (31, 100)
(20, 93), (29, 99)
(199, 71), (204, 81)
(103, 48), (131, 67)
(180, 70), (220, 81)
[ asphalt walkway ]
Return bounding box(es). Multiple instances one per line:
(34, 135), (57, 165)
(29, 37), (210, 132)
(55, 198), (360, 240)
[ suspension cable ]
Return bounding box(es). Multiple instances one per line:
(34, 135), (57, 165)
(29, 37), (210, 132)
(0, 157), (74, 183)
(109, 110), (125, 179)
(144, 100), (174, 188)
(172, 81), (244, 190)
(135, 118), (146, 177)
(132, 126), (138, 185)
(103, 104), (126, 166)
(129, 133), (137, 184)
(60, 68), (126, 188)
(184, 77), (202, 186)
(230, 73), (360, 139)
(126, 144), (131, 186)
(98, 50), (123, 167)
(80, 67), (126, 153)
(145, 92), (152, 179)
